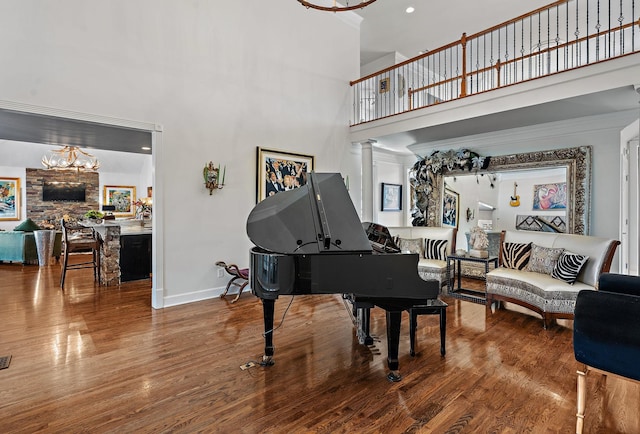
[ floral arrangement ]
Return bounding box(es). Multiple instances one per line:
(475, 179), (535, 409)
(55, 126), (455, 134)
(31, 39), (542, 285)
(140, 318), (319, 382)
(134, 199), (152, 219)
(84, 210), (104, 219)
(409, 149), (490, 226)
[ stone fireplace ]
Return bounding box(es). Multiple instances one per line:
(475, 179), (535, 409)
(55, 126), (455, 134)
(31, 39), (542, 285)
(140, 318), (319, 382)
(25, 168), (99, 227)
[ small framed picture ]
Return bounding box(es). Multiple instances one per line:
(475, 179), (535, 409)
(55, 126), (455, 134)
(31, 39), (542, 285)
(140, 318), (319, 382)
(532, 182), (567, 210)
(0, 177), (21, 221)
(256, 147), (315, 203)
(381, 183), (402, 211)
(379, 77), (390, 93)
(442, 187), (459, 228)
(103, 185), (136, 217)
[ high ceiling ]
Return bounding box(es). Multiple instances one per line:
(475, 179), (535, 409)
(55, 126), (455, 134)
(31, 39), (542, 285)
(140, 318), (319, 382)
(2, 1), (637, 156)
(357, 0), (552, 67)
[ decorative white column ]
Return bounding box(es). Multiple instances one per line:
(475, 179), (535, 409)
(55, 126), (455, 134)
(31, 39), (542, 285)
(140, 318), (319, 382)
(360, 140), (376, 222)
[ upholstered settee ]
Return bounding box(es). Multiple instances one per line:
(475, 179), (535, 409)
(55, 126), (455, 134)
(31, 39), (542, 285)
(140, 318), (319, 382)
(486, 230), (620, 328)
(388, 226), (457, 291)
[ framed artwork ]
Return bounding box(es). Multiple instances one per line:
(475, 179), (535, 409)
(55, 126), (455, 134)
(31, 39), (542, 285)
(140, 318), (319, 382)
(103, 185), (136, 217)
(256, 147), (314, 202)
(442, 187), (459, 228)
(379, 77), (390, 93)
(381, 183), (402, 211)
(532, 182), (567, 210)
(0, 177), (20, 221)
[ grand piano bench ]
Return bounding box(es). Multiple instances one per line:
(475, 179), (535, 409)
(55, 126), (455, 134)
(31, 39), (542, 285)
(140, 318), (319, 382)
(409, 298), (448, 357)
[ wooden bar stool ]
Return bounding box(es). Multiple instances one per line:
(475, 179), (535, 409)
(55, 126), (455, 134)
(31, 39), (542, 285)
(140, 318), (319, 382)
(60, 218), (101, 288)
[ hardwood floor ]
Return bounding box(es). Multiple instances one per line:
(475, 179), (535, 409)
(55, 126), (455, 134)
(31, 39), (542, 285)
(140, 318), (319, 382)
(1, 262), (638, 433)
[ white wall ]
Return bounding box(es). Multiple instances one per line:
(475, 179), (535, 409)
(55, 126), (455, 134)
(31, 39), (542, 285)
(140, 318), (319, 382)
(620, 119), (640, 275)
(0, 1), (360, 306)
(372, 150), (407, 227)
(444, 174), (499, 250)
(341, 144), (412, 226)
(445, 168), (566, 250)
(493, 169), (566, 233)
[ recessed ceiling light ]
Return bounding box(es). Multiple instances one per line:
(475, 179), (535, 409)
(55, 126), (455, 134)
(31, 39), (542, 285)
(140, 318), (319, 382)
(141, 146), (151, 151)
(406, 6), (415, 13)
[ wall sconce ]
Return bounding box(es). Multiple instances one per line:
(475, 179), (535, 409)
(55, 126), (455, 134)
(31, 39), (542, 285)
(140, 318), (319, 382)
(203, 161), (225, 195)
(466, 207), (474, 222)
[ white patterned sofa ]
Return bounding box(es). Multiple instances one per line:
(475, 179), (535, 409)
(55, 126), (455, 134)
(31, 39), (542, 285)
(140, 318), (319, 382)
(388, 226), (457, 292)
(486, 230), (620, 328)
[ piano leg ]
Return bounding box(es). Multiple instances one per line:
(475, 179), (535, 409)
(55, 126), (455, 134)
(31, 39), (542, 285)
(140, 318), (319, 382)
(261, 298), (275, 366)
(385, 310), (402, 382)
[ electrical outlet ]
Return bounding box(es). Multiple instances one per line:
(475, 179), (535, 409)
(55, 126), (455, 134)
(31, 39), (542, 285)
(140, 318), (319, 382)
(217, 269), (224, 278)
(240, 362), (255, 370)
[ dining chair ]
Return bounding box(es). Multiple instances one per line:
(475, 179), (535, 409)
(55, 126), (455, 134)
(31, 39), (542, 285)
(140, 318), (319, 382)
(60, 218), (101, 288)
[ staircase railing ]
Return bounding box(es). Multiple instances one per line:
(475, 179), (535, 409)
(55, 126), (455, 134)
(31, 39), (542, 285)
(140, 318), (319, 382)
(350, 0), (640, 125)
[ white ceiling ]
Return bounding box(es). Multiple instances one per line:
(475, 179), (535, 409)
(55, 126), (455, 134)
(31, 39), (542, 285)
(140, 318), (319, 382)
(357, 0), (552, 67)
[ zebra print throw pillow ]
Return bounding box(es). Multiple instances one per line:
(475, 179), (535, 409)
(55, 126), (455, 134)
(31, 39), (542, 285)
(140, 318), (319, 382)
(424, 239), (448, 260)
(552, 251), (589, 284)
(501, 242), (532, 270)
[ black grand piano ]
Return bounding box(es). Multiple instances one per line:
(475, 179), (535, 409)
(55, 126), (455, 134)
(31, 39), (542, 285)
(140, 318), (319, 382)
(246, 172), (439, 381)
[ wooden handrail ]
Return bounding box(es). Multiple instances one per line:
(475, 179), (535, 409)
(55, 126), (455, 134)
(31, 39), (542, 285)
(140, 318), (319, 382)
(351, 0), (572, 86)
(409, 75), (462, 95)
(482, 19), (640, 74)
(350, 38), (464, 86)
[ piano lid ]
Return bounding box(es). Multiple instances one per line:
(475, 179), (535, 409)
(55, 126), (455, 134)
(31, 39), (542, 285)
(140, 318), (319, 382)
(246, 172), (372, 255)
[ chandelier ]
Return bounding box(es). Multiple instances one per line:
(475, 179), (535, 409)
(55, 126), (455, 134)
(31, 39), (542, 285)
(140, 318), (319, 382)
(297, 0), (377, 12)
(42, 146), (100, 171)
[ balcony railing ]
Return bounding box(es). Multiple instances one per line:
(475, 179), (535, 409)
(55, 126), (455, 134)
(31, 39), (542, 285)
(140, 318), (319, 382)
(350, 0), (640, 126)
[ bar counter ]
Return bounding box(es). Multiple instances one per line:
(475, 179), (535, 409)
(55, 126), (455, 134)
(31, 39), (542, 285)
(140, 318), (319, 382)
(84, 220), (152, 285)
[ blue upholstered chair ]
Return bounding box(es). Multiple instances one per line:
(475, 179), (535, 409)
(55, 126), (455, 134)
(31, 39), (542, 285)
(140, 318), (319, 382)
(573, 273), (640, 434)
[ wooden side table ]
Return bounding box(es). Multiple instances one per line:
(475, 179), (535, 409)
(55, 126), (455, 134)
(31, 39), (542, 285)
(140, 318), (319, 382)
(408, 298), (448, 357)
